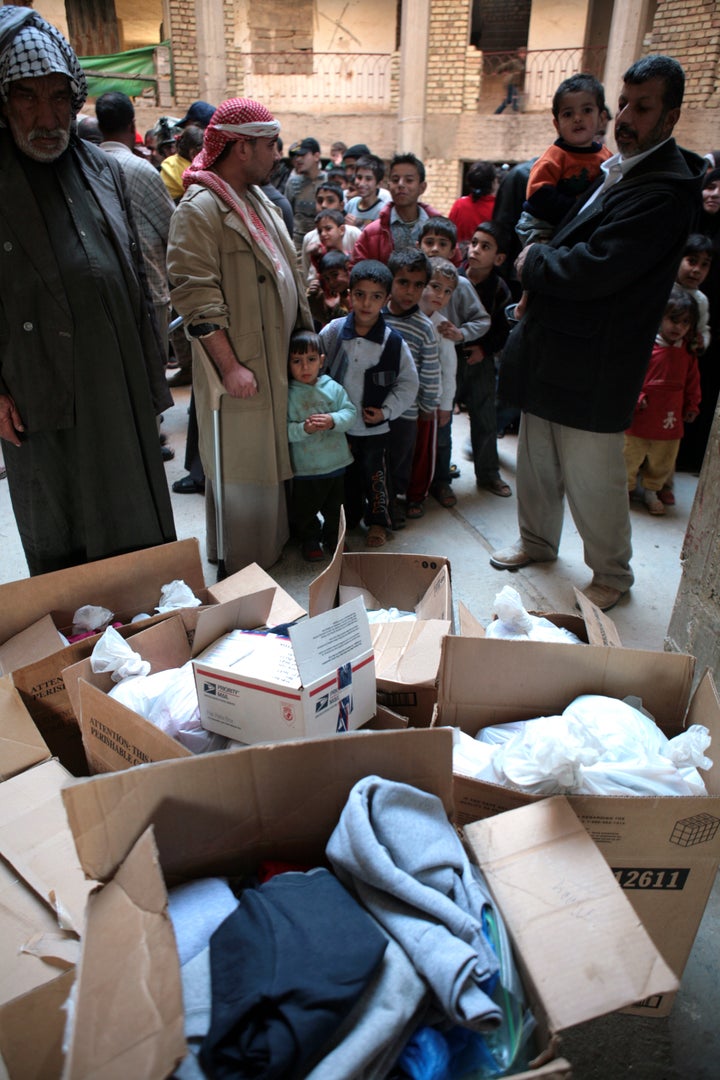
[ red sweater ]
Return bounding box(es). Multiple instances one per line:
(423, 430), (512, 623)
(448, 194), (496, 243)
(626, 338), (701, 440)
(351, 201), (445, 266)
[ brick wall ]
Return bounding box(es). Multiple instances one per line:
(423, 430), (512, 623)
(649, 0), (720, 109)
(471, 0), (531, 52)
(167, 0), (197, 105)
(426, 0), (472, 115)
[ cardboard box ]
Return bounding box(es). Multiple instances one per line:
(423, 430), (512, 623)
(309, 516), (452, 726)
(195, 595), (375, 744)
(434, 634), (720, 1016)
(458, 585), (622, 647)
(0, 542), (305, 775)
(22, 729), (674, 1079)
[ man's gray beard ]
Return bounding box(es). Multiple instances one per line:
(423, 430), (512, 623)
(12, 123), (70, 162)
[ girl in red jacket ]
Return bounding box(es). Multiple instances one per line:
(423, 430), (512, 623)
(624, 286), (701, 516)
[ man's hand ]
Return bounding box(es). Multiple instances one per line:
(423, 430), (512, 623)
(465, 344), (485, 366)
(514, 243), (536, 278)
(437, 408), (452, 427)
(223, 363), (258, 399)
(0, 393), (24, 447)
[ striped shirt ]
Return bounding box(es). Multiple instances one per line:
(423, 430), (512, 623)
(383, 305), (441, 419)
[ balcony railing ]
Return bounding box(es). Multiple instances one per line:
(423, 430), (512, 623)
(233, 46), (607, 115)
(239, 52), (395, 111)
(477, 47), (609, 113)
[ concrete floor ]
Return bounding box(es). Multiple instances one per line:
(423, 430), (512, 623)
(1, 384), (717, 1078)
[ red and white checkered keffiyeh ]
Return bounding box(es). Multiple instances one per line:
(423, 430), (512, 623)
(183, 97), (282, 269)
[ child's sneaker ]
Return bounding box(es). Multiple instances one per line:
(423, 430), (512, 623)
(643, 490), (665, 516)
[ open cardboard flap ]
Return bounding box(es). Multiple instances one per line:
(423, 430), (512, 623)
(61, 827), (184, 1080)
(371, 619), (452, 686)
(0, 968), (75, 1080)
(0, 760), (95, 934)
(0, 676), (51, 781)
(465, 796), (678, 1032)
(0, 615), (65, 678)
(207, 563), (306, 627)
(571, 587), (622, 647)
(457, 601), (485, 637)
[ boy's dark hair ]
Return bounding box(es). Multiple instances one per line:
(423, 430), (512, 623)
(177, 123), (204, 161)
(390, 152), (426, 183)
(684, 233), (715, 258)
(354, 154), (385, 183)
(325, 169), (347, 186)
(664, 284), (698, 338)
(466, 161), (496, 200)
(319, 250), (350, 274)
(420, 216), (457, 246)
(95, 91), (135, 135)
(388, 248), (433, 282)
(289, 329), (323, 356)
(552, 73), (606, 119)
(349, 259), (393, 293)
(472, 220), (509, 255)
(315, 182), (345, 204)
(623, 55), (684, 110)
(315, 208), (345, 227)
(429, 256), (459, 288)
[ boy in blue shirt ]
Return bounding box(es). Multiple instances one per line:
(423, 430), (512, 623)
(288, 330), (356, 561)
(320, 261), (418, 547)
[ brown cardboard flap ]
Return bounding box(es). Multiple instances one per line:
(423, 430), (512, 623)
(208, 563), (306, 626)
(61, 728), (455, 885)
(371, 620), (451, 686)
(0, 539), (205, 646)
(0, 615), (65, 677)
(0, 676), (50, 781)
(572, 587), (623, 647)
(0, 760), (94, 935)
(190, 587), (276, 656)
(0, 859), (76, 1008)
(78, 680), (191, 774)
(465, 797), (678, 1032)
(0, 969), (74, 1079)
(457, 601), (486, 637)
(686, 669), (720, 794)
(437, 636), (694, 733)
(308, 510), (347, 617)
(415, 564), (452, 622)
(62, 828), (185, 1080)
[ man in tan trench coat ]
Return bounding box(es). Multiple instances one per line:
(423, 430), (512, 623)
(168, 97), (312, 572)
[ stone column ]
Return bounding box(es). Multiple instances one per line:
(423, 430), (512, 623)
(603, 0), (653, 133)
(397, 0), (431, 155)
(194, 0), (227, 107)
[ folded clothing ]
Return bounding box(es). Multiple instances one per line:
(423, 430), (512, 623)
(200, 867), (387, 1079)
(326, 776), (502, 1031)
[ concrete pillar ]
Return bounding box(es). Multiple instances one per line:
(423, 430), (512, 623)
(603, 0), (653, 133)
(397, 0), (431, 156)
(194, 0), (227, 107)
(667, 411), (720, 682)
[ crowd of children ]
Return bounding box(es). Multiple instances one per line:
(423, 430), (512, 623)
(281, 82), (715, 558)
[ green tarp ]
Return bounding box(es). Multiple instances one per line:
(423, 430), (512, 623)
(79, 42), (170, 100)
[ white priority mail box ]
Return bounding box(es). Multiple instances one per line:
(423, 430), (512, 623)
(194, 596), (376, 743)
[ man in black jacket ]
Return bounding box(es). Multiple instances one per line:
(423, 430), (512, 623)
(490, 55), (705, 611)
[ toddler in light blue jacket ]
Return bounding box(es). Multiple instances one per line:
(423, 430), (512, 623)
(288, 329), (357, 562)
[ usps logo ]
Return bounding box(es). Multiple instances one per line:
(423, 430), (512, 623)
(282, 704), (295, 724)
(203, 682), (217, 696)
(315, 693), (329, 714)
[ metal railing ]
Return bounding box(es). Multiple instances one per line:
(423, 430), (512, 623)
(238, 52), (395, 111)
(477, 47), (609, 113)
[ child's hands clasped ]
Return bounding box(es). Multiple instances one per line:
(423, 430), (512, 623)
(303, 413), (335, 433)
(362, 406), (385, 426)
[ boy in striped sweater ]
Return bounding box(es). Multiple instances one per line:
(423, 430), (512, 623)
(383, 249), (441, 526)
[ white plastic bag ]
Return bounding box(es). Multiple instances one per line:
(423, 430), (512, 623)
(90, 625), (151, 683)
(71, 604), (114, 636)
(366, 607), (417, 624)
(156, 580), (202, 613)
(485, 586), (583, 644)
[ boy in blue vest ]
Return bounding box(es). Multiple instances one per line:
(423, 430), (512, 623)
(320, 260), (418, 547)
